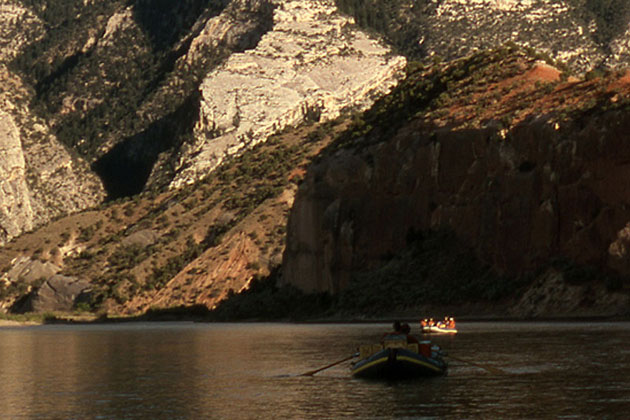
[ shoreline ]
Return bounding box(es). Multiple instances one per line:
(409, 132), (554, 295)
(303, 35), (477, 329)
(2, 311), (629, 327)
(0, 319), (40, 327)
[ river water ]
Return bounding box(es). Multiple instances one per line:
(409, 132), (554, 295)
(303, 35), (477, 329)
(0, 321), (628, 419)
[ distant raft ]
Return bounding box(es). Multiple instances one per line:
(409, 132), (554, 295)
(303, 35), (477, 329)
(421, 324), (458, 334)
(420, 317), (457, 334)
(351, 340), (447, 379)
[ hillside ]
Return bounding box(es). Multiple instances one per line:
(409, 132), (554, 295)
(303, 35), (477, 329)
(2, 1), (630, 320)
(0, 0), (404, 245)
(0, 118), (344, 316)
(336, 0), (630, 73)
(3, 46), (629, 320)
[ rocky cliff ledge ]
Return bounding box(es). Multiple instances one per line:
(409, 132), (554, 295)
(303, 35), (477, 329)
(171, 0), (406, 188)
(283, 48), (630, 315)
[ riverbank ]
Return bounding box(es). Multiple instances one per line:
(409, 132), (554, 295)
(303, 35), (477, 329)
(0, 319), (39, 327)
(3, 307), (628, 327)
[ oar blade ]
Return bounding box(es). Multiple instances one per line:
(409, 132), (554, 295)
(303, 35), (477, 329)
(299, 353), (359, 376)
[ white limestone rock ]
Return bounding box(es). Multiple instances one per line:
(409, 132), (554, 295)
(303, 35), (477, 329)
(170, 0), (406, 188)
(0, 110), (33, 243)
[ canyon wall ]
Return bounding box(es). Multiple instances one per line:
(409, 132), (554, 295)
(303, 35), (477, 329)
(282, 57), (630, 295)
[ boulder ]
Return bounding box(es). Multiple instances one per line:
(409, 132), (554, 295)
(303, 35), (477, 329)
(121, 229), (160, 248)
(22, 275), (92, 313)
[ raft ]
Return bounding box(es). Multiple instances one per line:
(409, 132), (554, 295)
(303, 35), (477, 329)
(351, 340), (447, 379)
(421, 325), (458, 334)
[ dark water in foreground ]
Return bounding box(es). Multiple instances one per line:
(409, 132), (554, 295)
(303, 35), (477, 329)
(0, 322), (628, 419)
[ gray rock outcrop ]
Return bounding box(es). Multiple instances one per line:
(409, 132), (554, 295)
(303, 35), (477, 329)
(22, 275), (92, 313)
(121, 229), (160, 248)
(1, 256), (60, 285)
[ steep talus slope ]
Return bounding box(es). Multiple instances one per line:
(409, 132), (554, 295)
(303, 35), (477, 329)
(283, 47), (630, 317)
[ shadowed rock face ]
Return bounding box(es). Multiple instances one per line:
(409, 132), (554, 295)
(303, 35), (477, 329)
(282, 66), (630, 294)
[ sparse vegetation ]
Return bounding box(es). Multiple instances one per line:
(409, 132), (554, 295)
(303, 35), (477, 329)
(208, 229), (528, 320)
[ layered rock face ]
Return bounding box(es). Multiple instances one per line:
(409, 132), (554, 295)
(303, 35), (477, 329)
(282, 55), (630, 294)
(284, 112), (630, 293)
(171, 0), (406, 188)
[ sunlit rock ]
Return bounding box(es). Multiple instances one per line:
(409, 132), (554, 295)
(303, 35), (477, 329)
(170, 0), (406, 188)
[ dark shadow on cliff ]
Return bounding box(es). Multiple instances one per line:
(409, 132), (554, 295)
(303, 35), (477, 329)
(92, 92), (199, 199)
(207, 268), (335, 321)
(132, 0), (229, 53)
(335, 229), (529, 315)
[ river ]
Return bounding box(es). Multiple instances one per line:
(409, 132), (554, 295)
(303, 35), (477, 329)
(0, 321), (628, 419)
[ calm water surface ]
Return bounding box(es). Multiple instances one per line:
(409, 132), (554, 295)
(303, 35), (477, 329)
(0, 322), (628, 419)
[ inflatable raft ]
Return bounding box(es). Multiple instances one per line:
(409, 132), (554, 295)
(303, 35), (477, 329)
(351, 340), (447, 379)
(421, 325), (458, 334)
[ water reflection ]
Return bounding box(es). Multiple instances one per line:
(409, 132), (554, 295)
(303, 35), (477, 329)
(0, 322), (629, 419)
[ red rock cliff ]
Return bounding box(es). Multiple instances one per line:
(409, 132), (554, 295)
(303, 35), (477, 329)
(282, 49), (630, 296)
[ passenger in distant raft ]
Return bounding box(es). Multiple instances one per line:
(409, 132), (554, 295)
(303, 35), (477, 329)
(447, 317), (456, 329)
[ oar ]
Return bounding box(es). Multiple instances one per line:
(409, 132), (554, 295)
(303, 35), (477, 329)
(448, 354), (506, 375)
(300, 352), (360, 376)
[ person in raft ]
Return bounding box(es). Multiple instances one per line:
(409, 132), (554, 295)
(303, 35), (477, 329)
(381, 320), (405, 343)
(448, 317), (456, 329)
(401, 322), (420, 345)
